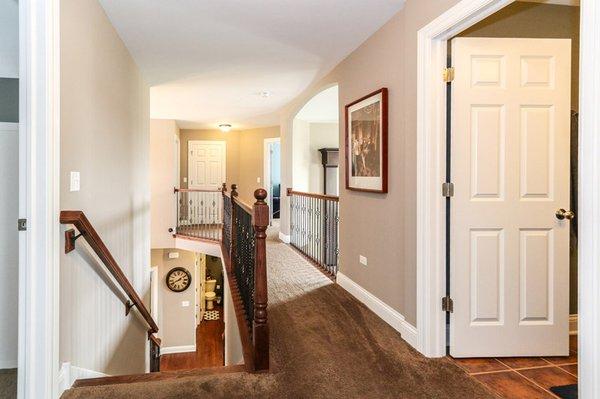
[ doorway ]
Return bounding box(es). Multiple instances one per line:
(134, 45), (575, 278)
(264, 138), (281, 222)
(445, 2), (580, 397)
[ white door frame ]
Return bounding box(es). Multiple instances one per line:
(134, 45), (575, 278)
(263, 137), (280, 220)
(416, 0), (599, 395)
(187, 140), (226, 189)
(18, 0), (61, 398)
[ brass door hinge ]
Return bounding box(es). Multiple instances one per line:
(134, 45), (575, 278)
(442, 295), (454, 313)
(443, 67), (455, 83)
(442, 182), (454, 198)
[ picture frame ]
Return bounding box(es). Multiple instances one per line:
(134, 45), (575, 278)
(344, 88), (388, 193)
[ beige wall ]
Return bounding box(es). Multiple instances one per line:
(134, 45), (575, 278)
(238, 126), (280, 202)
(180, 126), (280, 205)
(151, 249), (198, 348)
(281, 0), (579, 327)
(60, 0), (150, 375)
(150, 119), (179, 249)
(457, 1), (580, 111)
(280, 0), (465, 326)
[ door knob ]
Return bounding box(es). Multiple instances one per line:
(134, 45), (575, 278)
(556, 208), (575, 221)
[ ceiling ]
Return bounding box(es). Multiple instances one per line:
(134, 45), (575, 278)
(98, 0), (405, 130)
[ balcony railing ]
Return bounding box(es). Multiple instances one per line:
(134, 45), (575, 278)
(174, 188), (223, 241)
(175, 183), (270, 371)
(287, 188), (339, 277)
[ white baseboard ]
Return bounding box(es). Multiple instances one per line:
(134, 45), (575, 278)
(58, 362), (109, 396)
(161, 345), (196, 355)
(278, 232), (290, 243)
(337, 272), (419, 351)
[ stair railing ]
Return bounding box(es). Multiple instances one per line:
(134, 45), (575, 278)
(60, 210), (162, 372)
(287, 188), (340, 277)
(221, 184), (269, 371)
(174, 187), (224, 241)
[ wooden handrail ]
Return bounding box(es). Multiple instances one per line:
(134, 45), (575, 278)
(60, 210), (159, 334)
(174, 187), (223, 193)
(232, 196), (254, 215)
(286, 187), (339, 202)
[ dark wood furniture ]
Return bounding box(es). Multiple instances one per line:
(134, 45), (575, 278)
(318, 148), (339, 196)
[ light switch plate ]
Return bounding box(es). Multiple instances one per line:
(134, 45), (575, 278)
(257, 177), (261, 183)
(70, 171), (80, 192)
(359, 255), (368, 266)
(183, 177), (187, 183)
(182, 301), (190, 307)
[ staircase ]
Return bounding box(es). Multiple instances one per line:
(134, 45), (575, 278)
(59, 184), (270, 392)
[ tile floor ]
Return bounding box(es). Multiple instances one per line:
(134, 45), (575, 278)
(452, 335), (578, 399)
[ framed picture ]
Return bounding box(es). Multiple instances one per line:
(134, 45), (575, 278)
(345, 88), (388, 193)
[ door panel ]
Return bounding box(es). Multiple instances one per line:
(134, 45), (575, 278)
(451, 38), (571, 357)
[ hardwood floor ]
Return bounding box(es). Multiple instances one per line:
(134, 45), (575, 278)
(160, 306), (225, 371)
(452, 335), (579, 399)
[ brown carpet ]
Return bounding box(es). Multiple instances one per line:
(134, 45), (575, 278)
(62, 223), (496, 398)
(0, 369), (17, 399)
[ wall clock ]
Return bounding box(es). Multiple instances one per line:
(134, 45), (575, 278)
(166, 267), (192, 292)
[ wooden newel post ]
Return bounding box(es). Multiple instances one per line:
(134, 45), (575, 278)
(252, 188), (269, 371)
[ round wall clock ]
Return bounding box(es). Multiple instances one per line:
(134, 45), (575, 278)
(166, 267), (192, 292)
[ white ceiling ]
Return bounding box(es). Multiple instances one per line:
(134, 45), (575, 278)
(295, 85), (339, 123)
(98, 0), (405, 130)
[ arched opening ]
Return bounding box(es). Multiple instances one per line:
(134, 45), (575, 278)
(292, 85), (340, 195)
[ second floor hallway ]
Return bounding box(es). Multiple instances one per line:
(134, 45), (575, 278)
(61, 222), (495, 399)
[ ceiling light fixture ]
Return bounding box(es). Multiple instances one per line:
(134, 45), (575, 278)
(219, 124), (232, 133)
(259, 90), (271, 98)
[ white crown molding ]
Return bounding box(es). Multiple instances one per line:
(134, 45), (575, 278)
(337, 272), (419, 351)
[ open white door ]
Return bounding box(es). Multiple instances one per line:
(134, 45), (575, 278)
(450, 38), (571, 357)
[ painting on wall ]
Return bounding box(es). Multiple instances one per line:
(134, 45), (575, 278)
(345, 88), (388, 193)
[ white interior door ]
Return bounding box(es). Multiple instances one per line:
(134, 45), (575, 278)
(188, 140), (226, 190)
(450, 38), (571, 357)
(187, 141), (226, 224)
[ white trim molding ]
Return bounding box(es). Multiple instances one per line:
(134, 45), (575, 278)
(278, 232), (291, 244)
(161, 345), (197, 355)
(18, 0), (61, 398)
(337, 273), (419, 350)
(57, 363), (109, 397)
(578, 0), (600, 395)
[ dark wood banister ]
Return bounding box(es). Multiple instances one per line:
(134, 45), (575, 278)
(60, 210), (159, 334)
(286, 187), (340, 202)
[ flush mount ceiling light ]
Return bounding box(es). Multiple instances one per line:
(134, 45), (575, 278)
(218, 124), (232, 132)
(259, 90), (271, 98)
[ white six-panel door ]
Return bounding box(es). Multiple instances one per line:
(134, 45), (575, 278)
(188, 140), (226, 189)
(187, 141), (226, 224)
(450, 38), (571, 357)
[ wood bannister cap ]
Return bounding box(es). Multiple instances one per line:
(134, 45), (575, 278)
(254, 188), (268, 202)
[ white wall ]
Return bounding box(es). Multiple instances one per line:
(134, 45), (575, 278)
(0, 124), (18, 368)
(150, 119), (179, 249)
(60, 0), (150, 375)
(223, 265), (243, 366)
(292, 118), (310, 192)
(292, 120), (339, 194)
(308, 123), (339, 193)
(0, 0), (18, 78)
